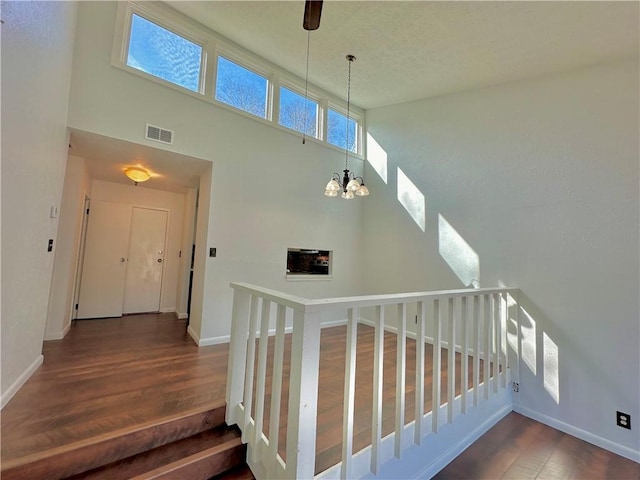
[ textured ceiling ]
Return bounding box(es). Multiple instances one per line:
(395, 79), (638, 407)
(167, 1), (639, 110)
(73, 2), (639, 192)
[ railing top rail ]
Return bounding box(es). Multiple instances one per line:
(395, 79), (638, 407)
(230, 282), (310, 310)
(230, 282), (519, 313)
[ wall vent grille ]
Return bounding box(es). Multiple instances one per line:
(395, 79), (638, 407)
(146, 124), (174, 144)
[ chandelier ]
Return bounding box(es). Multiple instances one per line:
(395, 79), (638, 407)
(324, 55), (369, 199)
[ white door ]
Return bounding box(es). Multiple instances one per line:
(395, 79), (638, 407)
(123, 207), (168, 314)
(77, 201), (132, 318)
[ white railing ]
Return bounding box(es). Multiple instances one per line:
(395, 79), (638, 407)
(226, 283), (519, 479)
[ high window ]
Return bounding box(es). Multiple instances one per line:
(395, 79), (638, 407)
(327, 108), (358, 153)
(127, 13), (202, 92)
(279, 86), (319, 138)
(114, 2), (363, 154)
(215, 56), (269, 119)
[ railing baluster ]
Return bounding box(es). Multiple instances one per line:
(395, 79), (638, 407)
(285, 309), (322, 480)
(341, 308), (358, 479)
(395, 302), (407, 458)
(460, 296), (469, 414)
(228, 282), (520, 480)
(432, 299), (441, 433)
(242, 295), (260, 443)
(371, 305), (384, 475)
(267, 304), (286, 478)
(500, 292), (508, 388)
(414, 301), (426, 444)
(484, 294), (491, 400)
(493, 294), (499, 394)
(252, 299), (271, 462)
(473, 296), (480, 407)
(447, 297), (456, 424)
(226, 288), (251, 426)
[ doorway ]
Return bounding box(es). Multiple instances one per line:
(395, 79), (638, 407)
(76, 202), (168, 318)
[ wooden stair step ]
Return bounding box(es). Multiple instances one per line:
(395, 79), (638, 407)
(0, 402), (226, 480)
(69, 426), (245, 480)
(210, 463), (256, 480)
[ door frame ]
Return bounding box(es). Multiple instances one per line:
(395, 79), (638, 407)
(71, 195), (91, 321)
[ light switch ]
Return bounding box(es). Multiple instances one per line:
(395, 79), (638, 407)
(209, 247), (216, 257)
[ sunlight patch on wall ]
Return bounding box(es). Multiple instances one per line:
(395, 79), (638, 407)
(520, 307), (536, 375)
(397, 167), (425, 231)
(438, 214), (479, 287)
(366, 133), (388, 184)
(504, 291), (519, 352)
(543, 331), (560, 404)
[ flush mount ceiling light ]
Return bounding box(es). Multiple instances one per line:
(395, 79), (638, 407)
(324, 55), (369, 200)
(124, 166), (151, 185)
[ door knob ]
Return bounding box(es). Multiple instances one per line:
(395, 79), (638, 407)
(157, 258), (163, 263)
(120, 258), (125, 262)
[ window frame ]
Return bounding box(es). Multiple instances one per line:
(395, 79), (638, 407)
(213, 49), (273, 120)
(111, 1), (365, 156)
(113, 2), (209, 95)
(277, 79), (323, 140)
(326, 102), (363, 154)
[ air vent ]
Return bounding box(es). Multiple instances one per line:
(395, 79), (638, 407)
(145, 124), (174, 144)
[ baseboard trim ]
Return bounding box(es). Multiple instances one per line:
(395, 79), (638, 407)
(320, 318), (348, 329)
(1, 354), (44, 409)
(197, 334), (230, 346)
(196, 321), (346, 348)
(176, 312), (188, 320)
(44, 320), (72, 341)
(186, 325), (201, 346)
(513, 404), (640, 463)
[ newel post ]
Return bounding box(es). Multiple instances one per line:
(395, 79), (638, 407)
(226, 286), (251, 426)
(285, 307), (322, 479)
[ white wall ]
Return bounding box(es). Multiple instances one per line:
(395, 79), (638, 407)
(363, 60), (640, 460)
(45, 155), (92, 340)
(89, 180), (186, 314)
(67, 2), (364, 344)
(1, 1), (79, 407)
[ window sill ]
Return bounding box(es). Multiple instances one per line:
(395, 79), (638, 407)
(286, 274), (333, 282)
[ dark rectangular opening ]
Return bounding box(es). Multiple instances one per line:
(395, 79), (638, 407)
(287, 248), (331, 275)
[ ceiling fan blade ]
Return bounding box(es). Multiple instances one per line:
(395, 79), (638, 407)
(303, 0), (323, 31)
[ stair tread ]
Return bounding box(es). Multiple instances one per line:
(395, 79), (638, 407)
(209, 463), (255, 480)
(69, 427), (242, 480)
(1, 402), (227, 480)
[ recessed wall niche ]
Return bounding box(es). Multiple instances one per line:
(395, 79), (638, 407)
(286, 248), (331, 276)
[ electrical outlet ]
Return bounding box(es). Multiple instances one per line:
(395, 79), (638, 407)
(512, 382), (519, 393)
(617, 411), (631, 430)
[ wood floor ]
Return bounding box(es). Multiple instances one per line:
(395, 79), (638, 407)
(2, 313), (637, 479)
(434, 412), (640, 480)
(1, 314), (229, 464)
